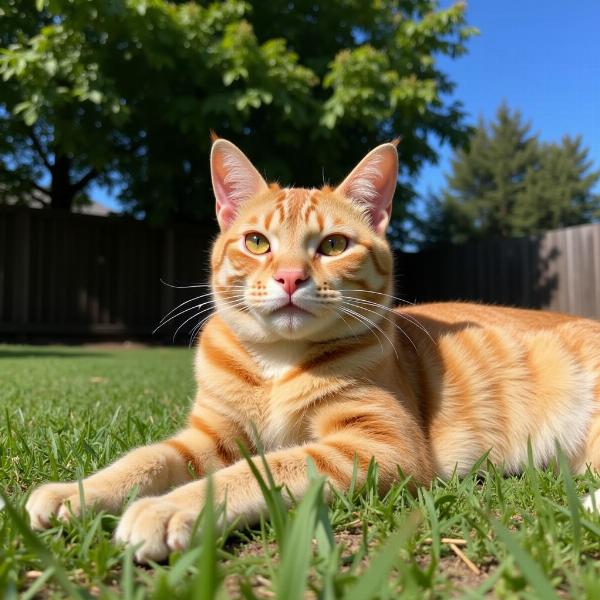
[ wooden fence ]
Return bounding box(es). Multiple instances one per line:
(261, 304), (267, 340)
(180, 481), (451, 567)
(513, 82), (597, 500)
(0, 206), (599, 340)
(0, 206), (215, 339)
(396, 222), (600, 320)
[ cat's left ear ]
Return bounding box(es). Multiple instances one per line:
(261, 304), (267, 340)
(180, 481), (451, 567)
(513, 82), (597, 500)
(210, 139), (269, 229)
(336, 142), (398, 235)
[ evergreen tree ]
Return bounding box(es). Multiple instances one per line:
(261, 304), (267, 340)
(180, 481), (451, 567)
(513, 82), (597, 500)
(421, 104), (600, 245)
(516, 136), (600, 232)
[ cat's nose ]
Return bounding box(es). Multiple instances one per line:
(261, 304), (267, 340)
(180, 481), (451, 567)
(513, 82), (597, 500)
(273, 268), (309, 297)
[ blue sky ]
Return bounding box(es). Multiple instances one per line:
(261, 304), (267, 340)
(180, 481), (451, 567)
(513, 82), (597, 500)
(416, 0), (600, 197)
(93, 0), (600, 210)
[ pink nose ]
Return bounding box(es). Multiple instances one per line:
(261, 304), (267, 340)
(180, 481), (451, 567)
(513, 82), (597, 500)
(273, 268), (309, 297)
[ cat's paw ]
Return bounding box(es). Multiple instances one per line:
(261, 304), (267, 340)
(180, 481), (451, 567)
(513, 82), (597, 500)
(26, 482), (112, 529)
(26, 482), (79, 529)
(115, 496), (198, 563)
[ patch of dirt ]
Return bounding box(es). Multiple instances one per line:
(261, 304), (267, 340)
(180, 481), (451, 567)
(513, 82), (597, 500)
(416, 553), (496, 593)
(222, 527), (496, 599)
(223, 539), (277, 599)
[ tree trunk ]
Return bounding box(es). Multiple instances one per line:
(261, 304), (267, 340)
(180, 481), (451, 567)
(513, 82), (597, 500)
(49, 153), (74, 211)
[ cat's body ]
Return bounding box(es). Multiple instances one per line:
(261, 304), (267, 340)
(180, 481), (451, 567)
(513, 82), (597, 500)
(27, 140), (600, 563)
(191, 302), (600, 482)
(393, 302), (600, 477)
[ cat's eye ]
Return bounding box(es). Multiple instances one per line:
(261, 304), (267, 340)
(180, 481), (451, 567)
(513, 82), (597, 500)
(245, 232), (271, 255)
(318, 234), (348, 256)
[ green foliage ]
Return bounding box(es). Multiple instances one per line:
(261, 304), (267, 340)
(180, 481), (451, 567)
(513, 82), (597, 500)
(420, 103), (600, 245)
(2, 344), (600, 597)
(0, 0), (476, 226)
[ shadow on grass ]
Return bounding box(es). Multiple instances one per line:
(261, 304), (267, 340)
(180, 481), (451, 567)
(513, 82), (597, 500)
(0, 349), (109, 359)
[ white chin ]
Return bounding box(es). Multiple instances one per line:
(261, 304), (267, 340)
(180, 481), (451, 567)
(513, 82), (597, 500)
(266, 307), (316, 339)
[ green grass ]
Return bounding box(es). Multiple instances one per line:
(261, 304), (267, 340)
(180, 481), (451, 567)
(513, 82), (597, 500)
(1, 344), (600, 599)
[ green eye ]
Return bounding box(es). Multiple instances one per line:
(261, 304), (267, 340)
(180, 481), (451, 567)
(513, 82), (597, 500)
(318, 234), (348, 256)
(245, 232), (270, 255)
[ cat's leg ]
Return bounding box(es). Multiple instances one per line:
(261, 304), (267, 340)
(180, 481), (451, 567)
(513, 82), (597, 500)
(116, 392), (432, 563)
(26, 407), (246, 529)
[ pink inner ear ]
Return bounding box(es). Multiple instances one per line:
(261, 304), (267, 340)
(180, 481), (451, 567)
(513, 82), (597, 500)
(217, 203), (236, 228)
(210, 140), (268, 229)
(336, 144), (398, 235)
(212, 163), (237, 224)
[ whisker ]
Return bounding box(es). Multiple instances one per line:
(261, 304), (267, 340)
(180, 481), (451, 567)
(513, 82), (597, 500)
(154, 301), (211, 333)
(158, 291), (217, 325)
(170, 298), (247, 341)
(342, 299), (416, 352)
(341, 289), (415, 306)
(338, 307), (384, 354)
(393, 313), (434, 344)
(188, 303), (250, 347)
(340, 305), (398, 358)
(306, 293), (432, 346)
(189, 313), (213, 347)
(172, 310), (205, 342)
(154, 294), (246, 334)
(160, 279), (246, 290)
(343, 296), (434, 344)
(335, 309), (361, 341)
(188, 308), (222, 346)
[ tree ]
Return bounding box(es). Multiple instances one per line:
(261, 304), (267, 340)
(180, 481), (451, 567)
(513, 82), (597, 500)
(421, 104), (600, 245)
(0, 0), (477, 227)
(515, 135), (600, 232)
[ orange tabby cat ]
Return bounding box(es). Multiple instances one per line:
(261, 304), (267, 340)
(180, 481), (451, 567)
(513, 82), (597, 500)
(27, 139), (600, 563)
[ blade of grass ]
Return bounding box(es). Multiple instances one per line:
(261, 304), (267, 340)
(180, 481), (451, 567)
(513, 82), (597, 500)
(21, 567), (55, 600)
(555, 442), (581, 551)
(545, 500), (600, 537)
(348, 454), (359, 498)
(344, 511), (422, 600)
(120, 545), (136, 600)
(306, 456), (335, 558)
(80, 511), (104, 558)
(276, 478), (325, 600)
(462, 557), (508, 599)
(458, 450), (491, 494)
(489, 519), (560, 600)
(0, 490), (85, 600)
(192, 475), (222, 600)
(166, 548), (201, 587)
(422, 490), (440, 564)
(236, 441), (287, 546)
(525, 438), (543, 512)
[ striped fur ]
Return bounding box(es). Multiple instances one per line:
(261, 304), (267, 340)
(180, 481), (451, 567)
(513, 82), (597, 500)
(27, 140), (600, 563)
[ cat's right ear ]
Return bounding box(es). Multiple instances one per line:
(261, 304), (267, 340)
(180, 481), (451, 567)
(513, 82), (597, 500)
(210, 139), (268, 229)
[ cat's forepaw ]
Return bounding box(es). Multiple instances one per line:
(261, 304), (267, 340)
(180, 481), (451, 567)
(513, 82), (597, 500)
(26, 482), (114, 529)
(115, 496), (198, 563)
(26, 482), (80, 529)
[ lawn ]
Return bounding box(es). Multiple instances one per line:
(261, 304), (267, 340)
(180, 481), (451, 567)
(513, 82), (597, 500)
(1, 344), (599, 599)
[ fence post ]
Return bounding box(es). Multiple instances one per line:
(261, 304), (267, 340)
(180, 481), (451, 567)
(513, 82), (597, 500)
(12, 209), (31, 325)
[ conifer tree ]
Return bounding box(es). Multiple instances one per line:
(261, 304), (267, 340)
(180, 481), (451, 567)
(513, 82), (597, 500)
(421, 104), (600, 245)
(515, 136), (600, 232)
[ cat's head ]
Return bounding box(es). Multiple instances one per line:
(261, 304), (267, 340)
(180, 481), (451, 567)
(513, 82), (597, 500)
(209, 139), (397, 343)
